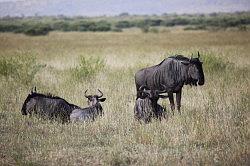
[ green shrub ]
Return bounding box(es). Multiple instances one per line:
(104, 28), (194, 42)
(51, 21), (71, 31)
(238, 25), (247, 31)
(0, 55), (45, 85)
(201, 53), (234, 74)
(149, 27), (159, 33)
(115, 21), (133, 28)
(71, 56), (105, 80)
(0, 23), (22, 32)
(184, 25), (207, 30)
(140, 26), (149, 33)
(94, 21), (111, 31)
(70, 20), (111, 32)
(23, 24), (52, 36)
(111, 28), (123, 32)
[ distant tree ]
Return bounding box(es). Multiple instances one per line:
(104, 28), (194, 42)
(115, 21), (133, 28)
(94, 21), (111, 31)
(24, 24), (52, 36)
(119, 12), (130, 17)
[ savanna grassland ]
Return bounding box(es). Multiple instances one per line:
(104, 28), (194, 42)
(0, 29), (249, 165)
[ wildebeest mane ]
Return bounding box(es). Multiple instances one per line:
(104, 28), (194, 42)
(154, 55), (189, 68)
(28, 92), (76, 105)
(168, 55), (190, 61)
(30, 92), (62, 99)
(155, 55), (190, 89)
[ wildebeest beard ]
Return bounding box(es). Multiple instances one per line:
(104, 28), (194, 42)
(185, 78), (198, 86)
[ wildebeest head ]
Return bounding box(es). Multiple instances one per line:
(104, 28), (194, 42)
(84, 89), (106, 106)
(138, 85), (168, 100)
(21, 87), (37, 115)
(182, 52), (205, 86)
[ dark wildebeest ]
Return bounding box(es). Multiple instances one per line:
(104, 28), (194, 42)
(70, 89), (106, 122)
(135, 52), (205, 114)
(21, 88), (80, 123)
(134, 85), (168, 123)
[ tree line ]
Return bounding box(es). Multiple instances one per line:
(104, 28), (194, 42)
(0, 11), (249, 35)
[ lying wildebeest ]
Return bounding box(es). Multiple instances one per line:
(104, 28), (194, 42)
(21, 87), (80, 123)
(134, 85), (168, 123)
(70, 89), (106, 122)
(135, 52), (205, 114)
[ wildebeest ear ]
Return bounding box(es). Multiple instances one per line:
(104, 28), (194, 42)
(181, 61), (190, 65)
(158, 94), (168, 98)
(198, 51), (200, 58)
(99, 98), (106, 102)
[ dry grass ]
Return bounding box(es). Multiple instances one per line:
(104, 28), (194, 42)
(0, 30), (249, 165)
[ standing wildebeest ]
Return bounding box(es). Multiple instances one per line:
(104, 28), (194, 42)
(70, 89), (106, 122)
(21, 88), (80, 123)
(135, 52), (205, 114)
(134, 85), (168, 123)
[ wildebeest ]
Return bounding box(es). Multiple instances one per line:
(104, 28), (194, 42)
(134, 85), (168, 123)
(70, 89), (106, 122)
(21, 87), (80, 123)
(135, 52), (205, 114)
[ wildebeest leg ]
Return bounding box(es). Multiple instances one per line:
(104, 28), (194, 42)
(176, 89), (182, 114)
(168, 93), (175, 115)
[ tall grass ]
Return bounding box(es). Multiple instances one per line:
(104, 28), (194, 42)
(0, 30), (249, 165)
(70, 55), (105, 81)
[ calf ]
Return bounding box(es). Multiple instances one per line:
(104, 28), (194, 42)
(70, 89), (106, 122)
(134, 86), (168, 123)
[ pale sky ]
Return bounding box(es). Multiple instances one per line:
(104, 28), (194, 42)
(0, 0), (249, 17)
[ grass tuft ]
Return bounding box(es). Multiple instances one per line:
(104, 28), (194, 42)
(70, 55), (105, 81)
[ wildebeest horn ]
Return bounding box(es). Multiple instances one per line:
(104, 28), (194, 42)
(191, 53), (193, 59)
(84, 89), (90, 98)
(198, 51), (200, 58)
(31, 86), (37, 94)
(97, 89), (103, 98)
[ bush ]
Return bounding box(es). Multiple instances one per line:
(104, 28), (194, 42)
(201, 53), (234, 74)
(51, 21), (71, 31)
(149, 27), (159, 33)
(115, 21), (133, 28)
(94, 21), (111, 31)
(70, 21), (111, 32)
(140, 26), (149, 33)
(184, 25), (207, 30)
(71, 56), (105, 80)
(162, 17), (190, 26)
(0, 54), (45, 85)
(24, 24), (52, 36)
(112, 28), (123, 32)
(238, 25), (247, 31)
(0, 23), (22, 32)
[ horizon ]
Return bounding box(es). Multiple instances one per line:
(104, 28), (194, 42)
(0, 0), (250, 17)
(1, 10), (250, 19)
